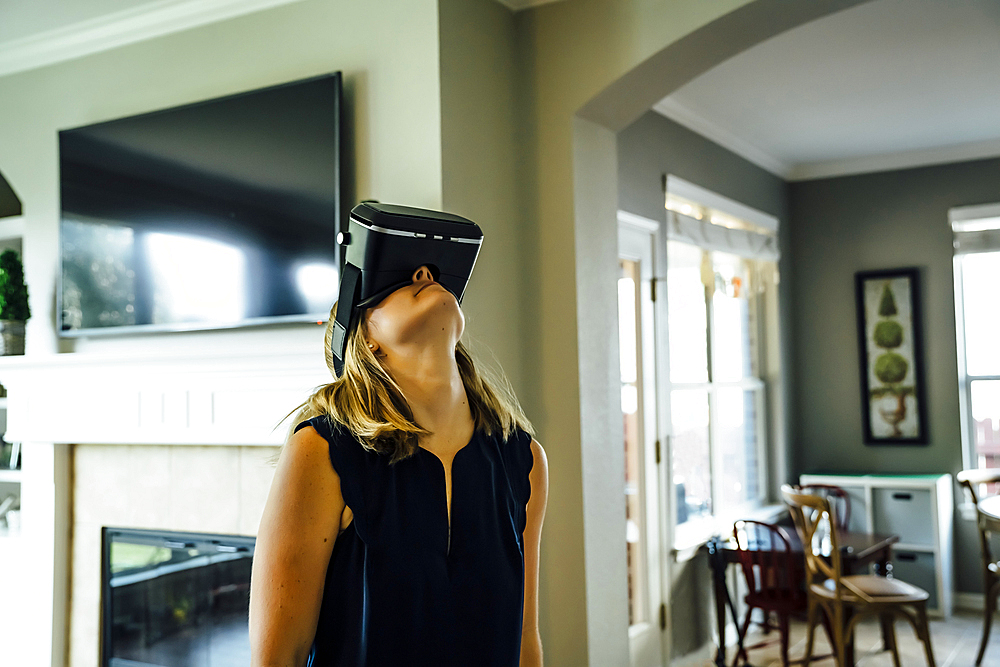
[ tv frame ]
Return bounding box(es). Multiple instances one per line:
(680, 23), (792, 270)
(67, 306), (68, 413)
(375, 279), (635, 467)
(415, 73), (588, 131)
(100, 526), (257, 667)
(57, 72), (343, 338)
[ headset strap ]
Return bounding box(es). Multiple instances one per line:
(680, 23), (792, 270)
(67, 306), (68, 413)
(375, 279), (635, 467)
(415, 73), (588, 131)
(331, 263), (362, 376)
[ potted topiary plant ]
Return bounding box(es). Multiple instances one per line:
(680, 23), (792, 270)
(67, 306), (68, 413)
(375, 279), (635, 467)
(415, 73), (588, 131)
(0, 249), (30, 355)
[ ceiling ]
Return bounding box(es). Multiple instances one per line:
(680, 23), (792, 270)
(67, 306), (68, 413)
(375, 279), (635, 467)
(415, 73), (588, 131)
(0, 0), (564, 77)
(4, 0), (997, 182)
(654, 0), (1000, 181)
(0, 0), (562, 46)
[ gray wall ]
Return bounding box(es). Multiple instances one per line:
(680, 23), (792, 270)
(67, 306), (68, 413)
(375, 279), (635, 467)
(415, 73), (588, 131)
(618, 111), (793, 659)
(618, 111), (795, 502)
(619, 112), (1000, 615)
(618, 111), (788, 224)
(789, 157), (1000, 594)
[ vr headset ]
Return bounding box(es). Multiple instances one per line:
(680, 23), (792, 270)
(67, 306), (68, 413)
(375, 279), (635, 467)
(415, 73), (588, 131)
(331, 202), (484, 376)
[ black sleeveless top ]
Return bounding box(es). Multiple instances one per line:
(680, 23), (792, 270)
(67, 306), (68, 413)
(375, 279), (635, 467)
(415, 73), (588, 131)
(294, 415), (535, 667)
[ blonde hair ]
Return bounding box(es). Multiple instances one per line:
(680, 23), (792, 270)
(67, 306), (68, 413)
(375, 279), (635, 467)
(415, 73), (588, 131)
(286, 301), (533, 465)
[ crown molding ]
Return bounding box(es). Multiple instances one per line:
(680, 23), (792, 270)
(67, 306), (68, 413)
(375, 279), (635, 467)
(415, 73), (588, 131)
(652, 97), (791, 179)
(653, 96), (1000, 183)
(787, 137), (1000, 181)
(0, 0), (306, 78)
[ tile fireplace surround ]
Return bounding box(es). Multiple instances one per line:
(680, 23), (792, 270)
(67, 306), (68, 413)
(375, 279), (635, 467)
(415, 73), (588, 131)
(0, 345), (331, 667)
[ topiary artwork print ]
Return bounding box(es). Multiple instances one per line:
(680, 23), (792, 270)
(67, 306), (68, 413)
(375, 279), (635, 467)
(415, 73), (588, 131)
(870, 282), (913, 436)
(856, 269), (926, 443)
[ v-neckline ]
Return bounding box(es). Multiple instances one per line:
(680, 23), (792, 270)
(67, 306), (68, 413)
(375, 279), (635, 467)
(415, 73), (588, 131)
(419, 431), (477, 553)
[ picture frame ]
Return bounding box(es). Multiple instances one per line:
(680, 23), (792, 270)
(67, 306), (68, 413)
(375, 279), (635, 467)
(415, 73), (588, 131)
(855, 267), (928, 444)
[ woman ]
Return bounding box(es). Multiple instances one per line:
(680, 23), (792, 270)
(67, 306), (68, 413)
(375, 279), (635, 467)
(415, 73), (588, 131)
(249, 264), (548, 667)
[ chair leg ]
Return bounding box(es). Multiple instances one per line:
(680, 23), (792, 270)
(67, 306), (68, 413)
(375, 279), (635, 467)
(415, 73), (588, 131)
(917, 603), (936, 667)
(976, 586), (996, 666)
(731, 605), (754, 667)
(778, 612), (791, 667)
(880, 612), (900, 667)
(803, 598), (819, 667)
(832, 604), (847, 667)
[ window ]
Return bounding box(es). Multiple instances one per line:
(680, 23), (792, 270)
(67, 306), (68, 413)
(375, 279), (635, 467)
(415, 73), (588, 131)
(664, 176), (780, 547)
(951, 204), (1000, 472)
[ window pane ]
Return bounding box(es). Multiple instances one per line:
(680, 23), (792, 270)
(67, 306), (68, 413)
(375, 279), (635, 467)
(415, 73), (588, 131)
(711, 252), (755, 382)
(618, 260), (647, 626)
(972, 380), (1000, 469)
(667, 241), (709, 383)
(962, 252), (1000, 376)
(717, 388), (761, 508)
(618, 273), (637, 386)
(671, 389), (712, 523)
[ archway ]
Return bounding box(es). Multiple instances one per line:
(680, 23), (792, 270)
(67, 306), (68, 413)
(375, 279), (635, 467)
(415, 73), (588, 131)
(567, 1), (876, 664)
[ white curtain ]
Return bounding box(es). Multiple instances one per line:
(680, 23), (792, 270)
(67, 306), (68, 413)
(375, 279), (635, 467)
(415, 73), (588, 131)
(665, 210), (779, 262)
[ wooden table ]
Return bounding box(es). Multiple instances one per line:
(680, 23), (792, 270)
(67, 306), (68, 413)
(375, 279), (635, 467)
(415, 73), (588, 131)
(706, 527), (899, 667)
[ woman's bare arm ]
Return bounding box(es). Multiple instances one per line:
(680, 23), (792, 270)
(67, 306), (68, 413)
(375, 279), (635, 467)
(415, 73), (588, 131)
(521, 438), (549, 667)
(250, 425), (344, 667)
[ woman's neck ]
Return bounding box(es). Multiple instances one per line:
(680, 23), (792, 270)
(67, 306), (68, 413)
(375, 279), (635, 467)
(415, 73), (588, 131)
(389, 347), (474, 450)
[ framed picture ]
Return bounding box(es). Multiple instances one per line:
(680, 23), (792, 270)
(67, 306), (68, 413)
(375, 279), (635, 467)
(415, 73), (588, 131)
(855, 267), (928, 444)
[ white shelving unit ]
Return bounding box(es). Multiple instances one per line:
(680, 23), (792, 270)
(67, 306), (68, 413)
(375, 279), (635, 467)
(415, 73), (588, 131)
(0, 389), (20, 538)
(0, 219), (23, 538)
(799, 473), (953, 618)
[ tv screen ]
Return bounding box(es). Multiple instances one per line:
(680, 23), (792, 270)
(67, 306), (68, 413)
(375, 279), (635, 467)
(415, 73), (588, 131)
(101, 527), (256, 667)
(59, 73), (342, 336)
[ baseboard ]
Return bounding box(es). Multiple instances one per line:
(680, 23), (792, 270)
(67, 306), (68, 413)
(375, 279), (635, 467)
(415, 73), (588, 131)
(955, 592), (987, 612)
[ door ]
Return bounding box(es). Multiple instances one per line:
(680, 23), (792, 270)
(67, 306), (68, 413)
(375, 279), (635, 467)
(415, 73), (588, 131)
(619, 217), (670, 666)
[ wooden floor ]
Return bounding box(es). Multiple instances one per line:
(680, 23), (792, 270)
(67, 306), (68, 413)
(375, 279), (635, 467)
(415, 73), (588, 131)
(716, 610), (1000, 667)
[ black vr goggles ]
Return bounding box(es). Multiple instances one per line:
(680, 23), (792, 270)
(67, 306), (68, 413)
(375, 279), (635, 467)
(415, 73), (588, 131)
(331, 202), (484, 376)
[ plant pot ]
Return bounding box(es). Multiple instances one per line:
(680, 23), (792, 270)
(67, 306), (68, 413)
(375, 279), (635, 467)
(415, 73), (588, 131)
(0, 320), (25, 355)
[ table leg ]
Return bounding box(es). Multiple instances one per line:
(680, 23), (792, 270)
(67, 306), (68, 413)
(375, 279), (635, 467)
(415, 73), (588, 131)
(707, 538), (728, 667)
(878, 544), (894, 653)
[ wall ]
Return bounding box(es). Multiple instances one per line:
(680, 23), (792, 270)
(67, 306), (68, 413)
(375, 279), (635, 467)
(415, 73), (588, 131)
(0, 0), (887, 664)
(617, 110), (791, 658)
(0, 0), (443, 361)
(618, 111), (787, 224)
(438, 0), (526, 396)
(0, 1), (442, 664)
(514, 1), (867, 663)
(617, 110), (793, 497)
(789, 156), (1000, 594)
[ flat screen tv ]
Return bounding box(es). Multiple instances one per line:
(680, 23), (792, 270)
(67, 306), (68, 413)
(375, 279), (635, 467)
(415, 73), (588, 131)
(101, 527), (256, 667)
(59, 73), (342, 336)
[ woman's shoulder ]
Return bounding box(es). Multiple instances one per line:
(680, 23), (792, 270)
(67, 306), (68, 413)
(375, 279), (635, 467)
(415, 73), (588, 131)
(294, 414), (385, 460)
(294, 415), (361, 451)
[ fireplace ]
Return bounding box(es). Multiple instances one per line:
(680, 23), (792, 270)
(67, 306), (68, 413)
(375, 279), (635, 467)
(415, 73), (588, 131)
(0, 341), (329, 667)
(102, 527), (255, 667)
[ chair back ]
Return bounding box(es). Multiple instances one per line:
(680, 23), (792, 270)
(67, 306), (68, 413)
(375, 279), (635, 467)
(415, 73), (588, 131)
(957, 469), (1000, 564)
(797, 483), (851, 531)
(957, 468), (1000, 505)
(732, 520), (807, 611)
(781, 484), (844, 595)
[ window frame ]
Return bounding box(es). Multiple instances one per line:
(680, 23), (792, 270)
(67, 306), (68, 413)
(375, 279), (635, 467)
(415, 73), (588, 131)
(950, 203), (1000, 476)
(666, 245), (772, 550)
(662, 177), (780, 551)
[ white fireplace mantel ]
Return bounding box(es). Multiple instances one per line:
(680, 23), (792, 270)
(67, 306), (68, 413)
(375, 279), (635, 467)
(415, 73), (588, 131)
(0, 348), (332, 445)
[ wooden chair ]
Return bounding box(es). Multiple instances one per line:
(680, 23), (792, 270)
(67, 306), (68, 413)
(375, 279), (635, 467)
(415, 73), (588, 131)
(781, 484), (935, 667)
(731, 520), (809, 666)
(797, 483), (851, 531)
(956, 468), (1000, 666)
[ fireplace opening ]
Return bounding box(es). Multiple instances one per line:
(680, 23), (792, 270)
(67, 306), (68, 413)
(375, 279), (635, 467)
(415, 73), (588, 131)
(100, 527), (256, 667)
